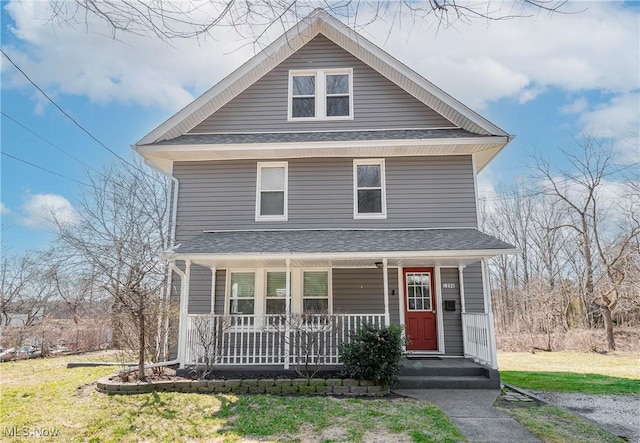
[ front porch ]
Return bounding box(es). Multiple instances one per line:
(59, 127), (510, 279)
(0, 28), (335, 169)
(184, 312), (496, 370)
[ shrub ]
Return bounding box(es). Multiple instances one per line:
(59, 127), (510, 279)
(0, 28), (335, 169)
(338, 323), (405, 388)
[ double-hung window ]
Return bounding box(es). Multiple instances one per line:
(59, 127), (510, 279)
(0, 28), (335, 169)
(265, 271), (287, 314)
(289, 69), (352, 120)
(354, 159), (386, 218)
(256, 162), (287, 221)
(229, 272), (255, 315)
(303, 271), (330, 314)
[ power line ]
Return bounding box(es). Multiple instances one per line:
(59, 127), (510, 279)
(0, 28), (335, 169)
(0, 48), (161, 183)
(1, 111), (97, 173)
(1, 151), (93, 188)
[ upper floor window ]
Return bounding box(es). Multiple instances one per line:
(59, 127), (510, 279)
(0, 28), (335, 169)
(288, 69), (353, 121)
(353, 159), (387, 219)
(256, 162), (288, 221)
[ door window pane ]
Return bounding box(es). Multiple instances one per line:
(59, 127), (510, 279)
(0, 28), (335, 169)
(406, 273), (432, 311)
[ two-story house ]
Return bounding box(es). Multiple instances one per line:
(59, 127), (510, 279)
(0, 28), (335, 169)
(134, 9), (516, 383)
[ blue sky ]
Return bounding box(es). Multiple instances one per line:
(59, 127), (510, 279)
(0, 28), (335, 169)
(1, 1), (639, 255)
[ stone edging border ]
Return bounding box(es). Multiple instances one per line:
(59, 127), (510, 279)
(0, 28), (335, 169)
(96, 376), (390, 396)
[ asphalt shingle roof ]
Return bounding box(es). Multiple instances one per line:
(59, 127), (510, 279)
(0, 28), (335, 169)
(173, 229), (515, 255)
(152, 128), (490, 146)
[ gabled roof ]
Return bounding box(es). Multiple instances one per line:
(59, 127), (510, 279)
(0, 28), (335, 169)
(136, 9), (510, 147)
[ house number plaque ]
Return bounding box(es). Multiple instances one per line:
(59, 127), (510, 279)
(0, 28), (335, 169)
(442, 283), (457, 289)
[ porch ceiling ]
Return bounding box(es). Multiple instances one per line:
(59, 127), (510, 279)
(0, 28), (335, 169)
(166, 228), (517, 268)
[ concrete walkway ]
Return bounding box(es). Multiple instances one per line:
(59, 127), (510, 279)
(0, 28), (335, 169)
(393, 389), (541, 442)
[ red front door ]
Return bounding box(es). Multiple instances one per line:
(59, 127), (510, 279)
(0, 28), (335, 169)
(404, 268), (437, 351)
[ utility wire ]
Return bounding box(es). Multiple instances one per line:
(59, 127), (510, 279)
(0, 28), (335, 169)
(1, 151), (93, 188)
(0, 48), (161, 183)
(1, 111), (97, 173)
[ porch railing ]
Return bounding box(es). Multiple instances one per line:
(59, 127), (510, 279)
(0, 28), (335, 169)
(185, 313), (385, 368)
(461, 313), (495, 367)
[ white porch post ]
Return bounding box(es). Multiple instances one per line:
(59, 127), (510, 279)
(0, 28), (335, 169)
(481, 258), (498, 369)
(176, 260), (191, 369)
(458, 265), (468, 357)
(284, 258), (291, 369)
(210, 266), (216, 314)
(382, 258), (390, 326)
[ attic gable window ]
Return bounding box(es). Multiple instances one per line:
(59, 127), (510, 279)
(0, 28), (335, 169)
(256, 162), (288, 221)
(288, 69), (353, 121)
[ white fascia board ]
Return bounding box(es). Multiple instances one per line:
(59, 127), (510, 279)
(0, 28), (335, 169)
(167, 248), (519, 263)
(138, 136), (508, 154)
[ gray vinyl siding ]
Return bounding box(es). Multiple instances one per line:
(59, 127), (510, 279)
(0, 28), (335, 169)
(189, 35), (455, 133)
(332, 268), (399, 325)
(187, 264), (212, 314)
(214, 270), (226, 315)
(440, 268), (463, 356)
(463, 262), (485, 313)
(173, 155), (477, 242)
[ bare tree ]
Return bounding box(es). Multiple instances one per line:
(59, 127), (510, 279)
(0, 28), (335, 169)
(0, 252), (55, 328)
(535, 136), (640, 350)
(47, 1), (571, 41)
(54, 163), (169, 381)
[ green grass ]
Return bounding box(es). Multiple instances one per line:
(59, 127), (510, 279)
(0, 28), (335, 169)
(500, 370), (640, 394)
(498, 404), (624, 443)
(0, 353), (465, 442)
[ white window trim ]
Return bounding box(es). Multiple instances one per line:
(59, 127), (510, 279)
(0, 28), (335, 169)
(265, 269), (289, 315)
(302, 268), (333, 314)
(224, 268), (332, 316)
(225, 269), (259, 316)
(255, 161), (288, 222)
(288, 69), (354, 121)
(353, 158), (387, 219)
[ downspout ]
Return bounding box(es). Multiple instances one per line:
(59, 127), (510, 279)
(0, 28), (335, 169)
(131, 146), (180, 362)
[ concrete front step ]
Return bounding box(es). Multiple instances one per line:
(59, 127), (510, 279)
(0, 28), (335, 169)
(400, 365), (487, 377)
(396, 375), (500, 390)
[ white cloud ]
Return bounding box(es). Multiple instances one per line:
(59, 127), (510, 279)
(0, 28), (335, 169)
(2, 1), (638, 111)
(20, 193), (80, 230)
(573, 92), (640, 162)
(0, 202), (10, 215)
(561, 97), (589, 115)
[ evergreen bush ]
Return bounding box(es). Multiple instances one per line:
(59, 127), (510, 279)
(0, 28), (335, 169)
(338, 323), (405, 388)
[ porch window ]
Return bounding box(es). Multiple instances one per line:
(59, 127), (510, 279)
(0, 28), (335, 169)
(303, 271), (329, 313)
(353, 159), (386, 219)
(266, 271), (287, 314)
(229, 272), (255, 314)
(256, 162), (287, 221)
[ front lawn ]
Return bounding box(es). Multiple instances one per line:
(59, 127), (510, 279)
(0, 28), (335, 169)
(498, 351), (640, 394)
(0, 352), (464, 442)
